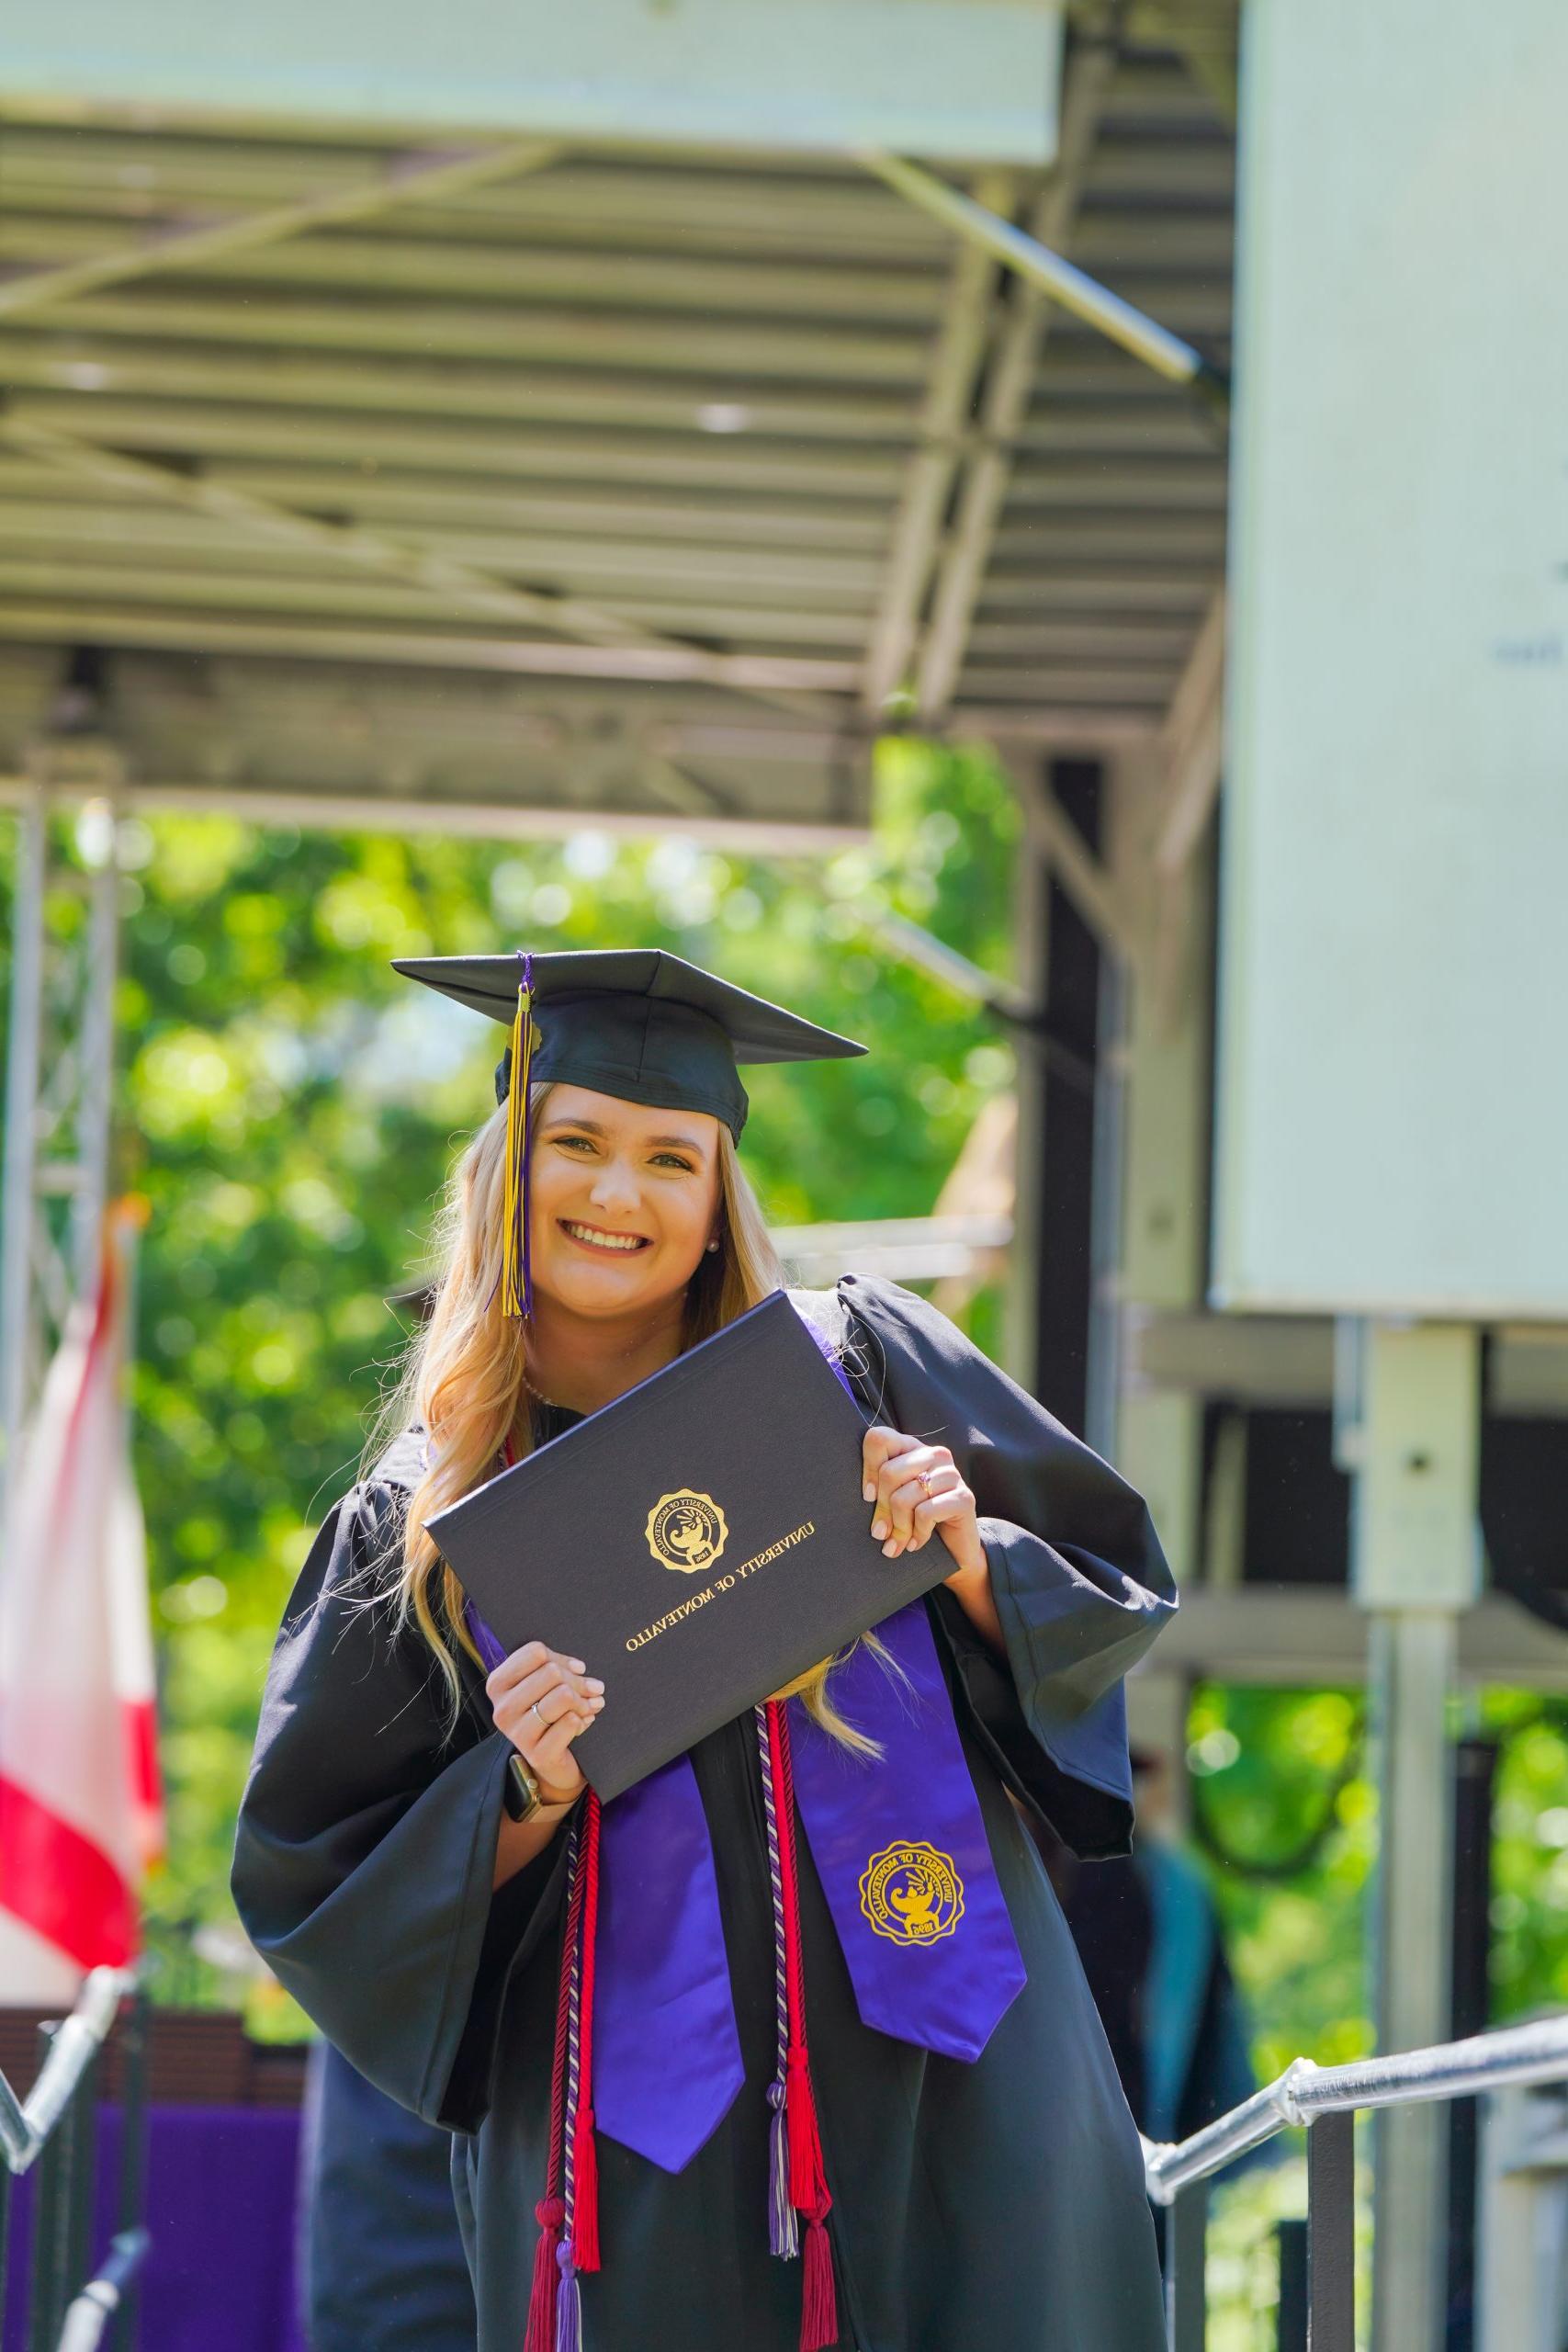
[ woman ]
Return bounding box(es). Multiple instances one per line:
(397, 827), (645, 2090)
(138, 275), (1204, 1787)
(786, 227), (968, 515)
(232, 947), (1179, 2352)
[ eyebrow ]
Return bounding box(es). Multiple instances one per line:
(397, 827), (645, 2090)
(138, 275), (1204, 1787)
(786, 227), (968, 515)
(542, 1116), (709, 1158)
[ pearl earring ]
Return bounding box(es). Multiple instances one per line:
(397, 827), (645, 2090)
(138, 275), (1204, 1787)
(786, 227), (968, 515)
(705, 1238), (719, 1252)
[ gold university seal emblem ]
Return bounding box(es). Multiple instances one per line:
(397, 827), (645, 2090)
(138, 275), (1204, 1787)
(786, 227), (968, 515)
(857, 1841), (965, 1946)
(646, 1489), (728, 1575)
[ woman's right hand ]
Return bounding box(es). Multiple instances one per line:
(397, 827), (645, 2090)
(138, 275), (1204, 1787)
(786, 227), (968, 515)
(486, 1640), (605, 1804)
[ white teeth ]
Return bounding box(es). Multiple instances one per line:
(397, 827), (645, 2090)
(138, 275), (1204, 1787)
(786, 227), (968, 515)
(563, 1222), (647, 1251)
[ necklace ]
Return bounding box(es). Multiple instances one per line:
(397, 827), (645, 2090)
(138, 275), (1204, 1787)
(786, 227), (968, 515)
(519, 1363), (567, 1411)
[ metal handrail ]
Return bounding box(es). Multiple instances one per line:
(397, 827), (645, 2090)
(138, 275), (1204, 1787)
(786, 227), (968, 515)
(0, 1970), (133, 2177)
(55, 2227), (151, 2352)
(1142, 2008), (1568, 2203)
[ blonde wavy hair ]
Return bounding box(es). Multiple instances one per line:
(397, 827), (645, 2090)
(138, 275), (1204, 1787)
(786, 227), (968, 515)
(366, 1081), (896, 1756)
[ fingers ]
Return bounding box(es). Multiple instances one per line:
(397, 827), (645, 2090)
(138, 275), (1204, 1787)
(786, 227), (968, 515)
(862, 1427), (963, 1555)
(487, 1640), (605, 1775)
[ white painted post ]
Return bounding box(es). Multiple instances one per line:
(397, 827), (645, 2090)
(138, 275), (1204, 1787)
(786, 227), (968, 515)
(1341, 1319), (1483, 2352)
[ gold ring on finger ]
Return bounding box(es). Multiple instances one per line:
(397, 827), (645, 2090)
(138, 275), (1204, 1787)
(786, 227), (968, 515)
(918, 1470), (935, 1495)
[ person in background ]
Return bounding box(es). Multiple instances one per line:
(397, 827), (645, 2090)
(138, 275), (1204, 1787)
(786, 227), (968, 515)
(1021, 1744), (1269, 2228)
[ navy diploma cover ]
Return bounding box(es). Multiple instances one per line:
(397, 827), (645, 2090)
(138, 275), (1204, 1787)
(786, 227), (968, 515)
(426, 1289), (951, 1801)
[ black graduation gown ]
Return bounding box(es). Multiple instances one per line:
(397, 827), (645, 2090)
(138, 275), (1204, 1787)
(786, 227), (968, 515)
(232, 1272), (1179, 2352)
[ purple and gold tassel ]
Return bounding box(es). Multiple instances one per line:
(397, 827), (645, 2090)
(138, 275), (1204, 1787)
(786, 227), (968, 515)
(501, 948), (537, 1320)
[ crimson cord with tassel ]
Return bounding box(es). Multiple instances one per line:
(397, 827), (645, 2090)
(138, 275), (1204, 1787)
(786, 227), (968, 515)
(765, 1698), (839, 2352)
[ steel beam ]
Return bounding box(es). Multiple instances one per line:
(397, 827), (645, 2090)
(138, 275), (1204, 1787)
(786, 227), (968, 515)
(861, 151), (1213, 390)
(0, 775), (868, 854)
(0, 421), (846, 714)
(1002, 758), (1137, 962)
(0, 140), (562, 322)
(903, 41), (1118, 719)
(1156, 586), (1226, 876)
(0, 599), (858, 693)
(861, 169), (1012, 714)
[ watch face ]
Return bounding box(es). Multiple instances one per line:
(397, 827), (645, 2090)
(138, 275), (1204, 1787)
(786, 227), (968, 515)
(506, 1755), (540, 1820)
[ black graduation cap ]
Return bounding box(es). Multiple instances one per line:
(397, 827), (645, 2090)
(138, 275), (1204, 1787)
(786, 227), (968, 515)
(392, 947), (867, 1317)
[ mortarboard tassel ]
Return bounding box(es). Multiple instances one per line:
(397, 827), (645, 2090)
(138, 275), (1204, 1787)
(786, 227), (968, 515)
(524, 1811), (585, 2352)
(501, 949), (537, 1320)
(763, 1699), (839, 2352)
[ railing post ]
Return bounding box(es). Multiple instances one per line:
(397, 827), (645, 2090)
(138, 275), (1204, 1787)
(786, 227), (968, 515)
(1275, 2217), (1307, 2351)
(110, 1988), (151, 2352)
(0, 2162), (12, 2323)
(1306, 2109), (1356, 2352)
(1165, 2177), (1209, 2351)
(64, 2051), (100, 2317)
(28, 2022), (74, 2352)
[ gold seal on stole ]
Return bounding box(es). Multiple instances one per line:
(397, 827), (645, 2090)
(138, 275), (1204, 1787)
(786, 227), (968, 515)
(645, 1489), (728, 1574)
(857, 1841), (966, 1946)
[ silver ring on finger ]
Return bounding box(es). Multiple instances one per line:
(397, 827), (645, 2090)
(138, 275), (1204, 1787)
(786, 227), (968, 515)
(530, 1700), (547, 1729)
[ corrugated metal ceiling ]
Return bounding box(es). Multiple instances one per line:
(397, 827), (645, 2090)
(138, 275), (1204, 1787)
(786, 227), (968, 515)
(0, 39), (1232, 832)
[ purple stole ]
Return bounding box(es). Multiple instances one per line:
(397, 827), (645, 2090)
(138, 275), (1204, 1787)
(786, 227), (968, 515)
(468, 1599), (1027, 2176)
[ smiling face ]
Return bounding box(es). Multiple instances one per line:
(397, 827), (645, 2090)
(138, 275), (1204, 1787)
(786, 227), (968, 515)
(526, 1081), (723, 1320)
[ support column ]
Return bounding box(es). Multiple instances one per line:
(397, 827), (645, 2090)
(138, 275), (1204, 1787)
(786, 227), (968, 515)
(0, 781), (122, 1507)
(1108, 744), (1211, 1590)
(1339, 1319), (1482, 2352)
(0, 789), (48, 1477)
(1002, 834), (1049, 1394)
(1029, 756), (1102, 1436)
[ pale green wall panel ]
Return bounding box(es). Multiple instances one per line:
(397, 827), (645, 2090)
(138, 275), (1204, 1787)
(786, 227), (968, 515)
(3, 0), (1062, 162)
(1214, 0), (1568, 1318)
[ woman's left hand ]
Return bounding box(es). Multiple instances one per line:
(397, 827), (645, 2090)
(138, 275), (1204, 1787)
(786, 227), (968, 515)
(861, 1424), (987, 1585)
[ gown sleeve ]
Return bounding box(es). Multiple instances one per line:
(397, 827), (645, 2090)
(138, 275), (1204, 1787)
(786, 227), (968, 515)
(836, 1272), (1179, 1861)
(230, 1472), (570, 2132)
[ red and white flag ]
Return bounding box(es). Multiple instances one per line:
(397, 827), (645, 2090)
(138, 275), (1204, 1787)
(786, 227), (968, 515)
(0, 1202), (163, 1997)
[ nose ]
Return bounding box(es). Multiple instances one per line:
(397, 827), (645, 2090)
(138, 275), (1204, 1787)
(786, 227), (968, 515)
(587, 1155), (642, 1216)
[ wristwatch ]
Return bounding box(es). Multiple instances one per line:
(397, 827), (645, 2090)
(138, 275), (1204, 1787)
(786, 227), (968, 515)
(502, 1752), (575, 1823)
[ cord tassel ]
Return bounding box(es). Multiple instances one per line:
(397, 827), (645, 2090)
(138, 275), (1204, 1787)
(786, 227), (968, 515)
(525, 1810), (585, 2352)
(757, 1703), (801, 2257)
(766, 2077), (799, 2258)
(785, 2043), (829, 2216)
(569, 2105), (601, 2275)
(524, 2199), (566, 2352)
(554, 2241), (582, 2352)
(566, 1791), (604, 2275)
(763, 1701), (839, 2351)
(800, 2211), (839, 2352)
